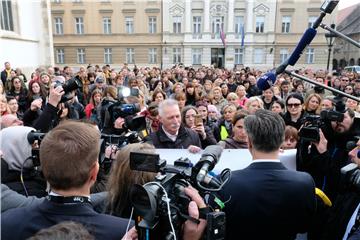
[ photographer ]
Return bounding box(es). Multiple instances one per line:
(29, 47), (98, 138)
(297, 107), (360, 201)
(321, 138), (360, 240)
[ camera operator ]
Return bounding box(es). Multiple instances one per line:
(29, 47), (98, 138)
(0, 126), (47, 197)
(1, 121), (131, 240)
(220, 109), (316, 239)
(320, 138), (360, 240)
(149, 99), (202, 153)
(297, 106), (360, 201)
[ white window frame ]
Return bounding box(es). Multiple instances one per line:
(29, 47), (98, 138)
(173, 48), (181, 64)
(281, 16), (291, 33)
(54, 17), (63, 35)
(306, 48), (315, 64)
(1, 0), (14, 31)
(308, 16), (317, 28)
(193, 16), (201, 34)
(148, 16), (156, 34)
(148, 48), (157, 64)
(254, 48), (264, 64)
(255, 16), (265, 33)
(56, 48), (65, 64)
(173, 16), (182, 34)
(234, 16), (244, 38)
(280, 48), (289, 63)
(234, 48), (244, 64)
(77, 48), (85, 64)
(104, 48), (112, 64)
(211, 16), (224, 38)
(126, 48), (135, 64)
(125, 16), (134, 34)
(75, 17), (84, 34)
(103, 17), (111, 34)
(192, 48), (202, 65)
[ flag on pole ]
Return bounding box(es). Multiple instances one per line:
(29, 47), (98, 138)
(241, 25), (245, 47)
(220, 28), (226, 48)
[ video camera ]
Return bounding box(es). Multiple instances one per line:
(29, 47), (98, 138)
(54, 76), (83, 103)
(27, 131), (46, 167)
(341, 163), (360, 192)
(129, 145), (229, 240)
(299, 99), (345, 142)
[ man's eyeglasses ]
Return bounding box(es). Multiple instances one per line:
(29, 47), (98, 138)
(287, 103), (301, 108)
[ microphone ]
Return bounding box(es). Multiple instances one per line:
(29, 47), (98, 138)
(195, 145), (223, 184)
(256, 71), (277, 91)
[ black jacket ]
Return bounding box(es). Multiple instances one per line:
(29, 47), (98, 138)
(149, 124), (202, 149)
(1, 199), (130, 240)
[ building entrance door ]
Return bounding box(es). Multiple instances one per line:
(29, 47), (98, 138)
(211, 48), (225, 68)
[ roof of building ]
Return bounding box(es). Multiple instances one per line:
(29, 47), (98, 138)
(336, 4), (360, 35)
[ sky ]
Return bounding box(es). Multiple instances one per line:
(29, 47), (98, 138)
(338, 0), (360, 10)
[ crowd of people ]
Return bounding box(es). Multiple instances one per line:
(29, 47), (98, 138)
(1, 59), (360, 239)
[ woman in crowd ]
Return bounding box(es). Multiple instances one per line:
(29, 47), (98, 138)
(39, 72), (51, 94)
(213, 103), (237, 142)
(169, 82), (184, 99)
(226, 92), (240, 108)
(220, 83), (229, 99)
(320, 97), (335, 111)
(245, 96), (264, 115)
(0, 94), (10, 116)
(152, 88), (166, 105)
(204, 80), (213, 94)
(282, 93), (306, 130)
(174, 92), (186, 111)
(26, 80), (47, 109)
(106, 143), (157, 218)
(181, 105), (217, 148)
(270, 99), (286, 115)
(281, 126), (299, 150)
(212, 86), (228, 112)
(218, 110), (249, 149)
(345, 97), (360, 115)
(7, 76), (28, 114)
(303, 93), (321, 115)
(85, 89), (103, 122)
(235, 85), (248, 108)
(344, 84), (355, 96)
(140, 102), (160, 134)
(261, 88), (279, 110)
(185, 83), (197, 106)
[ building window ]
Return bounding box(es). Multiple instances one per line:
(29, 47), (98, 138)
(306, 48), (314, 64)
(73, 0), (81, 2)
(173, 16), (181, 34)
(193, 16), (201, 36)
(255, 16), (264, 33)
(211, 16), (224, 38)
(148, 16), (156, 33)
(279, 48), (288, 63)
(75, 17), (84, 34)
(192, 48), (202, 65)
(125, 17), (134, 34)
(308, 16), (317, 28)
(54, 17), (63, 35)
(53, 0), (61, 3)
(281, 16), (291, 33)
(1, 0), (14, 31)
(104, 48), (112, 64)
(234, 16), (244, 38)
(77, 48), (85, 64)
(126, 48), (135, 64)
(173, 48), (181, 64)
(56, 48), (65, 64)
(234, 48), (244, 64)
(103, 17), (111, 34)
(254, 48), (264, 64)
(148, 48), (157, 64)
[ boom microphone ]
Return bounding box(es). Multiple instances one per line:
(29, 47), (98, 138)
(196, 145), (223, 184)
(256, 71), (277, 91)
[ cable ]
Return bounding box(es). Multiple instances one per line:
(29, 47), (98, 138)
(124, 207), (134, 240)
(196, 168), (232, 192)
(143, 181), (177, 240)
(20, 157), (33, 197)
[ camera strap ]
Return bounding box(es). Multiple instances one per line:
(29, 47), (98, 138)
(47, 195), (92, 205)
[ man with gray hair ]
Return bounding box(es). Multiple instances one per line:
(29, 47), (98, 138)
(220, 109), (316, 239)
(149, 99), (202, 152)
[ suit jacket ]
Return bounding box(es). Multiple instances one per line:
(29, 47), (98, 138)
(220, 161), (316, 240)
(1, 199), (130, 240)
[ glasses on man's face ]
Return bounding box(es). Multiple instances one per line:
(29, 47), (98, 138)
(345, 88), (353, 91)
(287, 103), (301, 108)
(341, 79), (349, 82)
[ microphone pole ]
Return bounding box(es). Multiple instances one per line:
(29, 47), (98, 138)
(284, 70), (360, 102)
(320, 23), (360, 49)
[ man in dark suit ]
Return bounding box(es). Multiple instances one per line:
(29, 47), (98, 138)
(1, 121), (133, 240)
(220, 109), (316, 239)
